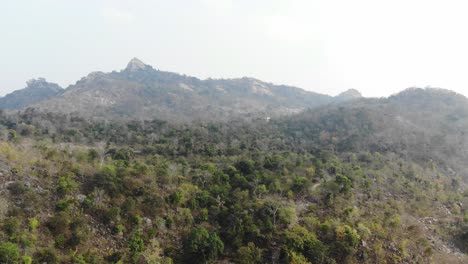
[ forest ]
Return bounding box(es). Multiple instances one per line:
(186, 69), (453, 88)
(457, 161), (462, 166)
(0, 107), (467, 264)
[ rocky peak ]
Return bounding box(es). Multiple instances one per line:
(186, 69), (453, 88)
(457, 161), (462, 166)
(125, 57), (148, 72)
(22, 78), (63, 94)
(26, 78), (50, 88)
(336, 89), (362, 101)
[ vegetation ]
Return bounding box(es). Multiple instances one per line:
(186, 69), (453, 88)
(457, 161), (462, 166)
(0, 91), (467, 263)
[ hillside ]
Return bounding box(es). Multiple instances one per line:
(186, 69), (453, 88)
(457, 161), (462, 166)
(280, 88), (468, 176)
(0, 78), (63, 110)
(0, 88), (467, 263)
(0, 58), (360, 122)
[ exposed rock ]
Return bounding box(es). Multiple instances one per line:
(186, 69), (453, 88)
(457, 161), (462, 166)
(76, 194), (87, 203)
(125, 57), (148, 72)
(0, 78), (63, 109)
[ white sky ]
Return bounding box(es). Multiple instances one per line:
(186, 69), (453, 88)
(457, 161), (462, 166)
(1, 0), (468, 97)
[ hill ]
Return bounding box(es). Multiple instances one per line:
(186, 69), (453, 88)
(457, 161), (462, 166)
(280, 88), (468, 176)
(0, 78), (63, 110)
(0, 87), (467, 263)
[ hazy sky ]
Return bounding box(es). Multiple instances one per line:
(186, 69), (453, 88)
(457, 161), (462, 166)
(1, 0), (468, 97)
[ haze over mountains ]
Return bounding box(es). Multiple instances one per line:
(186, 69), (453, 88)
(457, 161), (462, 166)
(3, 58), (468, 171)
(2, 59), (468, 263)
(4, 0), (468, 261)
(3, 59), (468, 178)
(0, 58), (362, 121)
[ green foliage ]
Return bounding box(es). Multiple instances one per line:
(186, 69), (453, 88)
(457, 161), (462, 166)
(330, 225), (360, 260)
(185, 227), (224, 263)
(386, 215), (401, 228)
(236, 242), (264, 264)
(3, 217), (20, 239)
(282, 225), (327, 263)
(22, 255), (32, 264)
(92, 164), (121, 196)
(56, 175), (78, 196)
(128, 230), (145, 253)
(168, 191), (184, 206)
(56, 198), (73, 212)
(292, 176), (311, 195)
(0, 109), (465, 263)
(0, 242), (19, 264)
(236, 159), (255, 175)
(28, 217), (39, 231)
(278, 206), (297, 226)
(335, 174), (352, 194)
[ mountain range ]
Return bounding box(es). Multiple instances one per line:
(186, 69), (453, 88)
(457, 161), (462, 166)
(0, 58), (361, 121)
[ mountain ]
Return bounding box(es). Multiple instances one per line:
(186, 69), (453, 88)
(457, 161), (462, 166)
(0, 58), (358, 121)
(0, 78), (63, 110)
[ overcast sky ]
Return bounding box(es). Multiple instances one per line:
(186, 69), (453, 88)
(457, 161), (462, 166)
(1, 0), (468, 97)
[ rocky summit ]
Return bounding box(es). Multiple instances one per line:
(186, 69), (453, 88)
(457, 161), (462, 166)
(0, 78), (63, 110)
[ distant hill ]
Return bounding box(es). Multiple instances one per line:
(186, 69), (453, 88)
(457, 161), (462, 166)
(1, 58), (361, 121)
(0, 78), (63, 110)
(281, 87), (468, 175)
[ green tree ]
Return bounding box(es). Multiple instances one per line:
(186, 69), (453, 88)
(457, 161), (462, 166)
(56, 175), (78, 196)
(330, 225), (360, 260)
(186, 227), (224, 263)
(283, 225), (327, 264)
(92, 164), (121, 196)
(0, 242), (19, 264)
(236, 159), (255, 175)
(236, 242), (263, 264)
(128, 230), (145, 263)
(292, 176), (311, 195)
(335, 174), (352, 194)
